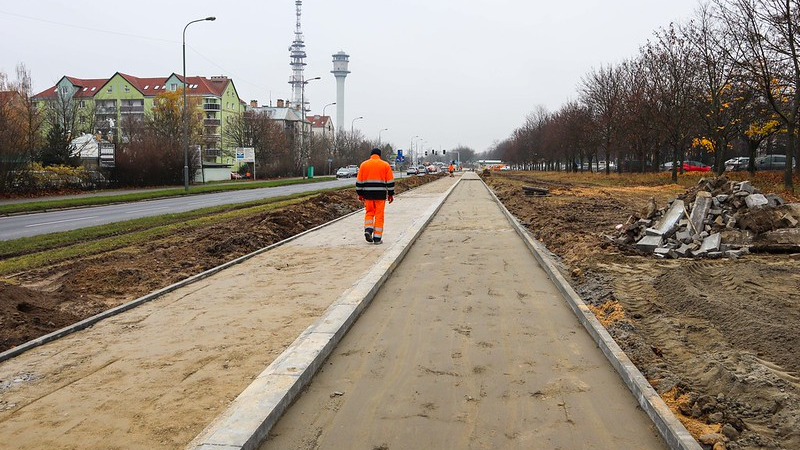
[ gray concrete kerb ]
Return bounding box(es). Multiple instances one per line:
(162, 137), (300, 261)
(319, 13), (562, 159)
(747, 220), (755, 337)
(185, 176), (463, 450)
(481, 177), (702, 450)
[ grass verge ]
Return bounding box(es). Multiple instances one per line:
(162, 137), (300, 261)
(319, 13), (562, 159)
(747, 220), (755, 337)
(0, 177), (336, 215)
(0, 188), (342, 276)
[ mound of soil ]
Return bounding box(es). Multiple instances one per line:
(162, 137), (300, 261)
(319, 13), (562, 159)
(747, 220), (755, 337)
(0, 283), (82, 349)
(485, 173), (799, 450)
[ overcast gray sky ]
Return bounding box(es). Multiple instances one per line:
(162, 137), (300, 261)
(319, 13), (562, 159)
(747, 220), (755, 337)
(1, 1), (700, 154)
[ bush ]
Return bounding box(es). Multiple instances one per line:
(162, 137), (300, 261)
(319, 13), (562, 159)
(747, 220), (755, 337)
(9, 163), (108, 192)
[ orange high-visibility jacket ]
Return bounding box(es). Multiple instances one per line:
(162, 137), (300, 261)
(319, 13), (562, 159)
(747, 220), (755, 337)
(356, 155), (395, 200)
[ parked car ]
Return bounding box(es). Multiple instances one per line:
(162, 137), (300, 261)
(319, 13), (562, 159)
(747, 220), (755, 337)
(724, 156), (750, 172)
(660, 161), (676, 172)
(336, 166), (358, 178)
(754, 154), (786, 171)
(417, 165), (427, 176)
(406, 166), (418, 175)
(683, 161), (712, 172)
(659, 160), (711, 172)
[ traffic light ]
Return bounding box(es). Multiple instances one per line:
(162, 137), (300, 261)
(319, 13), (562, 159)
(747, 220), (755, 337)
(443, 149), (446, 154)
(424, 150), (428, 156)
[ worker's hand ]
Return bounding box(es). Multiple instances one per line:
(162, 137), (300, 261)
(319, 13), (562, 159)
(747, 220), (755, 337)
(358, 195), (365, 202)
(388, 195), (394, 204)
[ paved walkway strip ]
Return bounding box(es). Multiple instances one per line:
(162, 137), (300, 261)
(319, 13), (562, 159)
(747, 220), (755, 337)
(186, 179), (460, 450)
(255, 173), (676, 449)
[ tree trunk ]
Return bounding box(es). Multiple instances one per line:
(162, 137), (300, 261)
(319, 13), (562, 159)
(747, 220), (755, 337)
(786, 122), (795, 190)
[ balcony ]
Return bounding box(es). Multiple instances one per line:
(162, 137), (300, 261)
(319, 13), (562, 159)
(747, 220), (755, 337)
(120, 106), (145, 114)
(203, 103), (221, 111)
(205, 148), (222, 158)
(204, 118), (221, 126)
(96, 107), (118, 115)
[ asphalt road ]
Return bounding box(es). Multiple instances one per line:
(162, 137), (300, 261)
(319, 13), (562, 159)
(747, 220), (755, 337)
(0, 178), (355, 241)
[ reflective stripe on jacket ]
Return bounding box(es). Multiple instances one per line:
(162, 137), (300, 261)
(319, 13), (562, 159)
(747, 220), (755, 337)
(356, 155), (395, 200)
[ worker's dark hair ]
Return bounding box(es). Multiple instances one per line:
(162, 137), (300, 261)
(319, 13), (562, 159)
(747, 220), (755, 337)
(371, 148), (381, 156)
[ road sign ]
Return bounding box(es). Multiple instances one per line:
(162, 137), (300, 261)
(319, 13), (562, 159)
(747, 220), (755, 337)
(99, 143), (115, 168)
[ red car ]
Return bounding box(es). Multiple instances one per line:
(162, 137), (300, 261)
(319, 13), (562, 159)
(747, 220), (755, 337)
(683, 161), (711, 172)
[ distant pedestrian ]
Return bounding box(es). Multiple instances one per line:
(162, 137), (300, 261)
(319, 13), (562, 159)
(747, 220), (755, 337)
(356, 148), (395, 245)
(448, 162), (455, 177)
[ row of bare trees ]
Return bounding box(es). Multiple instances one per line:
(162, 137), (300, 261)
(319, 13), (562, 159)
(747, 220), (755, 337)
(490, 0), (800, 189)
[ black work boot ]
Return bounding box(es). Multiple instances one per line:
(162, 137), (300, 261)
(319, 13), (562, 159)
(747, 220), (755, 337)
(364, 228), (374, 243)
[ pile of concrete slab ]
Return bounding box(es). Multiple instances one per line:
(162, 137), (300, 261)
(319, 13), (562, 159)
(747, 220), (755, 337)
(614, 177), (800, 258)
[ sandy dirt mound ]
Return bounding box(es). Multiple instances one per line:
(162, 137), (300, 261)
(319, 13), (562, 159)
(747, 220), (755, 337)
(485, 173), (799, 450)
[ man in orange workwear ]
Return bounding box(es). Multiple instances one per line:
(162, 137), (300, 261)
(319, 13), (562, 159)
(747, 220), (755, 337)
(356, 148), (395, 245)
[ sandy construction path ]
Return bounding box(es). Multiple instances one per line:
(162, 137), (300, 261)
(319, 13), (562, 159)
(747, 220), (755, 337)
(0, 178), (456, 450)
(260, 177), (667, 449)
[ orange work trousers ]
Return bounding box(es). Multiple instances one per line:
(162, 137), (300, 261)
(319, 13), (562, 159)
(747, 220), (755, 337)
(364, 199), (387, 241)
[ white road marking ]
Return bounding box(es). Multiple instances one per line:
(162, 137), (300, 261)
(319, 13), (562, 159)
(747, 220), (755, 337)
(25, 216), (99, 228)
(123, 206), (172, 214)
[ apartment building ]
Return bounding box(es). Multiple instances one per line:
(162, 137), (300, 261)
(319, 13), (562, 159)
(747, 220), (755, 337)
(32, 73), (245, 164)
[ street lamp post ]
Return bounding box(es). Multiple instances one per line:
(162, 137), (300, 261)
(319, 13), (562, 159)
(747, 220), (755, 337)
(300, 76), (321, 178)
(378, 128), (388, 146)
(322, 102), (336, 139)
(411, 135), (421, 166)
(322, 102), (336, 174)
(351, 116), (363, 134)
(183, 16), (216, 192)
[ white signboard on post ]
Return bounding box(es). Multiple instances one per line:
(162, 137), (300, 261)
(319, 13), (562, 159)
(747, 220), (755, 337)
(235, 147), (255, 163)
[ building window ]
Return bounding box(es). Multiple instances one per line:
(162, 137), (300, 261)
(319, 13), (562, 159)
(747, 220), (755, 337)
(170, 83), (178, 91)
(79, 100), (86, 108)
(107, 86), (113, 93)
(124, 85), (130, 92)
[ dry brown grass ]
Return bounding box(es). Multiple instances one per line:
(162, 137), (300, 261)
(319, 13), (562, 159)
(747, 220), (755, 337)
(517, 170), (799, 202)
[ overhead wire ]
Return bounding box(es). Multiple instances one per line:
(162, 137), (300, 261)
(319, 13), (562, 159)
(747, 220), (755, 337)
(0, 9), (280, 100)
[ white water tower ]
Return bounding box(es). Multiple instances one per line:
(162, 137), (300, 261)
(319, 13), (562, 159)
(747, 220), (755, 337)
(331, 51), (350, 133)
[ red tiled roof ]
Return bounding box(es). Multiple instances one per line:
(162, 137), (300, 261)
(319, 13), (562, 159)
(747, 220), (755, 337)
(32, 76), (107, 99)
(307, 115), (331, 127)
(32, 73), (240, 101)
(66, 77), (108, 97)
(174, 74), (230, 97)
(117, 73), (169, 95)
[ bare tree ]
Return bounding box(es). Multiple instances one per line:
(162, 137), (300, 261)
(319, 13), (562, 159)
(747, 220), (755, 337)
(581, 63), (625, 174)
(686, 5), (753, 174)
(618, 58), (663, 172)
(640, 23), (702, 180)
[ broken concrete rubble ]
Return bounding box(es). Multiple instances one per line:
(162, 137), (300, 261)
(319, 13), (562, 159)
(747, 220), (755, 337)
(619, 177), (800, 258)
